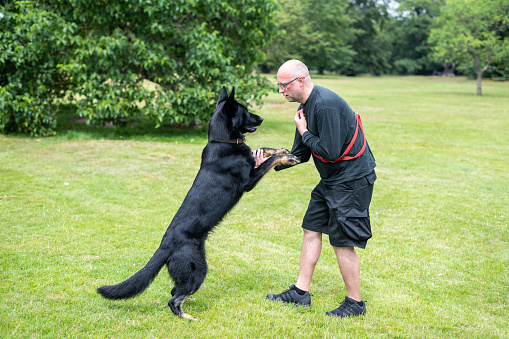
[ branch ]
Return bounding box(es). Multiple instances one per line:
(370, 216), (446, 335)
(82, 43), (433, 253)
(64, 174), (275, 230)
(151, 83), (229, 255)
(481, 54), (492, 72)
(490, 65), (505, 75)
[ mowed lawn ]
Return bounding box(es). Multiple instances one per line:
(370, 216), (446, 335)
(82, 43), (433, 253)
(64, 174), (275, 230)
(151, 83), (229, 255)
(1, 76), (508, 338)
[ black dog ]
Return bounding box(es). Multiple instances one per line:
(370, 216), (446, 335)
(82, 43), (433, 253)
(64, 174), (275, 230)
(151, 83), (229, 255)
(97, 87), (300, 320)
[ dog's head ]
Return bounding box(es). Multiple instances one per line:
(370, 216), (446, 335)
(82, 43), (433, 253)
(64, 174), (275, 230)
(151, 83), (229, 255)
(209, 86), (263, 140)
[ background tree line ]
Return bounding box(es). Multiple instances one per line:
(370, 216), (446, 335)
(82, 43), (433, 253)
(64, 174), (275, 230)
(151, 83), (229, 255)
(1, 0), (508, 136)
(263, 0), (509, 81)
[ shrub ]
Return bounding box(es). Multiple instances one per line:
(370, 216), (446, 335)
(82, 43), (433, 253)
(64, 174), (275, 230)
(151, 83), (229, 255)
(0, 0), (278, 136)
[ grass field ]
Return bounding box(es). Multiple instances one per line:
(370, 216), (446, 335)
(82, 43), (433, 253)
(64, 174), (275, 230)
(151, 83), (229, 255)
(1, 76), (508, 338)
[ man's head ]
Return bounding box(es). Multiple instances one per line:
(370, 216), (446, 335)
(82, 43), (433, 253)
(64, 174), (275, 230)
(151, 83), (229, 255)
(277, 60), (314, 104)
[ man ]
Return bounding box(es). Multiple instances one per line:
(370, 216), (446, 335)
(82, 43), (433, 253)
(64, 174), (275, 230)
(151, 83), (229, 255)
(253, 60), (376, 317)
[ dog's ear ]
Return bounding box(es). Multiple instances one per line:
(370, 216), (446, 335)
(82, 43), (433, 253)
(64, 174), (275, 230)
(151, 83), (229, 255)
(224, 87), (236, 111)
(228, 87), (235, 102)
(217, 86), (229, 106)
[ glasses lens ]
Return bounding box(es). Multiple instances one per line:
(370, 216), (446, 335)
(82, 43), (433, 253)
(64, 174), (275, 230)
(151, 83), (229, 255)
(278, 77), (298, 90)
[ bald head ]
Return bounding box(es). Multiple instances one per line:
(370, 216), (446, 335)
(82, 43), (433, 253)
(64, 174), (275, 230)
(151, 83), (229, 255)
(278, 59), (310, 79)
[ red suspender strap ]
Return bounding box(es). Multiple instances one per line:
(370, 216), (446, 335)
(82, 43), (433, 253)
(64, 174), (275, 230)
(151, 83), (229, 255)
(312, 113), (366, 163)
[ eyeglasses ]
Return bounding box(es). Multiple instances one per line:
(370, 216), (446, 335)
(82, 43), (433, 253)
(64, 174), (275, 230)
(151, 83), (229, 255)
(277, 77), (300, 90)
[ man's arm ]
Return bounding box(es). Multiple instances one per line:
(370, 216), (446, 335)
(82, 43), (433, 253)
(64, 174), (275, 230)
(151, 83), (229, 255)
(274, 127), (311, 171)
(300, 108), (346, 162)
(253, 108), (311, 170)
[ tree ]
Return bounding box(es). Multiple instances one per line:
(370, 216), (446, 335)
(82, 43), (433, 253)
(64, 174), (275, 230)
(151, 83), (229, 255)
(428, 0), (509, 95)
(342, 0), (392, 76)
(0, 1), (72, 136)
(261, 0), (308, 72)
(263, 0), (355, 74)
(303, 0), (355, 74)
(0, 0), (278, 136)
(389, 0), (445, 75)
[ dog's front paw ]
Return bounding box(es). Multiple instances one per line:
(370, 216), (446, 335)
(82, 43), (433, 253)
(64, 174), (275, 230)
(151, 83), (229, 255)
(286, 154), (301, 165)
(261, 147), (290, 157)
(274, 148), (291, 155)
(275, 154), (300, 166)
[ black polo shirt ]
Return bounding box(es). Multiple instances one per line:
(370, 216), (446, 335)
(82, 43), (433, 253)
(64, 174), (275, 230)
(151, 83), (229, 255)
(276, 85), (376, 184)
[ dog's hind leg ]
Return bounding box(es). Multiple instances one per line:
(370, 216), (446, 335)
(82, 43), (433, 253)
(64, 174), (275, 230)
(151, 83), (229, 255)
(169, 283), (203, 320)
(167, 244), (207, 320)
(169, 294), (200, 321)
(168, 295), (200, 321)
(171, 286), (195, 301)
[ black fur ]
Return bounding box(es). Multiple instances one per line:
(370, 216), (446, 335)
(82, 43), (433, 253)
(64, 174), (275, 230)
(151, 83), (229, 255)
(97, 87), (300, 320)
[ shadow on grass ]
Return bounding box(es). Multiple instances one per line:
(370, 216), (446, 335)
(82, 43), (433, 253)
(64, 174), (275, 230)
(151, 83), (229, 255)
(55, 104), (208, 144)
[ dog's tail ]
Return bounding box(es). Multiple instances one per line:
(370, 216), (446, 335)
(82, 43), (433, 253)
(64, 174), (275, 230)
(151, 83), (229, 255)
(97, 247), (168, 300)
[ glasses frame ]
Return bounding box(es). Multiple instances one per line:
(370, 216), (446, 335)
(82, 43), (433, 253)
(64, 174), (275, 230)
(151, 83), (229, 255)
(277, 77), (300, 90)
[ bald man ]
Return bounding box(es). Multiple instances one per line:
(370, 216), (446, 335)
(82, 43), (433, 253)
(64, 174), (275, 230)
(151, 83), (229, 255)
(253, 60), (376, 317)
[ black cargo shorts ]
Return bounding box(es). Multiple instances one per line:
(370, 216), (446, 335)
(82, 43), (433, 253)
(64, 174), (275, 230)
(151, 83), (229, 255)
(302, 170), (376, 248)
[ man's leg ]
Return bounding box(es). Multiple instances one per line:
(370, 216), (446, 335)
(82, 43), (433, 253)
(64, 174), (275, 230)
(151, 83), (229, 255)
(266, 183), (326, 306)
(326, 246), (367, 317)
(333, 246), (361, 301)
(265, 229), (319, 306)
(295, 229), (322, 291)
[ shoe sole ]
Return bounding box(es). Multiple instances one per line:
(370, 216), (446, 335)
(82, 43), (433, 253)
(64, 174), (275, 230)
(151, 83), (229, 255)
(266, 296), (311, 308)
(325, 310), (366, 317)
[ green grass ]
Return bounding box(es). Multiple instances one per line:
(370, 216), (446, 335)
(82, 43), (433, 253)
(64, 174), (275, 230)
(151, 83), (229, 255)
(1, 76), (508, 338)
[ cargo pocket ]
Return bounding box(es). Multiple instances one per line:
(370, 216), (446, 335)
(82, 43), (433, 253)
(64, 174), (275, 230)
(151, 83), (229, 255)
(329, 209), (372, 245)
(339, 215), (372, 242)
(353, 171), (376, 211)
(366, 170), (377, 185)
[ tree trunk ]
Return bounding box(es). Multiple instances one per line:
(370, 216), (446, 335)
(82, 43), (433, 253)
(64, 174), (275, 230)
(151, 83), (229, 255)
(443, 62), (455, 77)
(472, 53), (491, 96)
(476, 70), (482, 96)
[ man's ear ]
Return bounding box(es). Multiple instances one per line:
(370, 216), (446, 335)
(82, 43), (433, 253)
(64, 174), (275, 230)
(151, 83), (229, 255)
(217, 86), (228, 106)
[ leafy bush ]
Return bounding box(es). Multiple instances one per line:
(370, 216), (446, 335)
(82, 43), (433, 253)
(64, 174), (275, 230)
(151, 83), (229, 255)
(393, 58), (422, 75)
(0, 1), (72, 136)
(0, 0), (277, 136)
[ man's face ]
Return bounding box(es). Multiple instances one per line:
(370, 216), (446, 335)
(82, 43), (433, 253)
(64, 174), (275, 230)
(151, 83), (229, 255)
(277, 72), (302, 103)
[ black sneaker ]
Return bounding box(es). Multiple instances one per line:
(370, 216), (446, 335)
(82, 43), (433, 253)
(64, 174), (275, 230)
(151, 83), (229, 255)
(266, 284), (311, 308)
(326, 296), (366, 317)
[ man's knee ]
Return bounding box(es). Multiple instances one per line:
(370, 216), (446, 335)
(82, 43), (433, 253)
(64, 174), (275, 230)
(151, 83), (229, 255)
(303, 228), (322, 240)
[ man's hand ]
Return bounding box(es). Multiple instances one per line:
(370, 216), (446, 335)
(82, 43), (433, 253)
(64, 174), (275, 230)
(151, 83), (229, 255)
(252, 149), (267, 167)
(294, 108), (308, 136)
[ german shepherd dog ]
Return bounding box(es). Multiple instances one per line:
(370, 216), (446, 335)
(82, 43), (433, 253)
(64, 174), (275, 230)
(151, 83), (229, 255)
(97, 87), (300, 320)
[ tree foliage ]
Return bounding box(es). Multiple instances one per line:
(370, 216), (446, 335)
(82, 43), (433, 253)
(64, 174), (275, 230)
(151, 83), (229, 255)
(0, 0), (277, 136)
(0, 1), (70, 136)
(264, 0), (509, 83)
(428, 0), (509, 94)
(302, 0), (355, 74)
(342, 0), (393, 76)
(262, 0), (355, 74)
(390, 0), (445, 75)
(259, 0), (307, 73)
(263, 0), (422, 76)
(2, 0), (509, 137)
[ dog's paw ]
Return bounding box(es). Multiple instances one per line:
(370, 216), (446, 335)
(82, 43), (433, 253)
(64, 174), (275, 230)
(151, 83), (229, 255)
(261, 147), (290, 157)
(277, 154), (300, 166)
(287, 154), (301, 165)
(274, 148), (291, 155)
